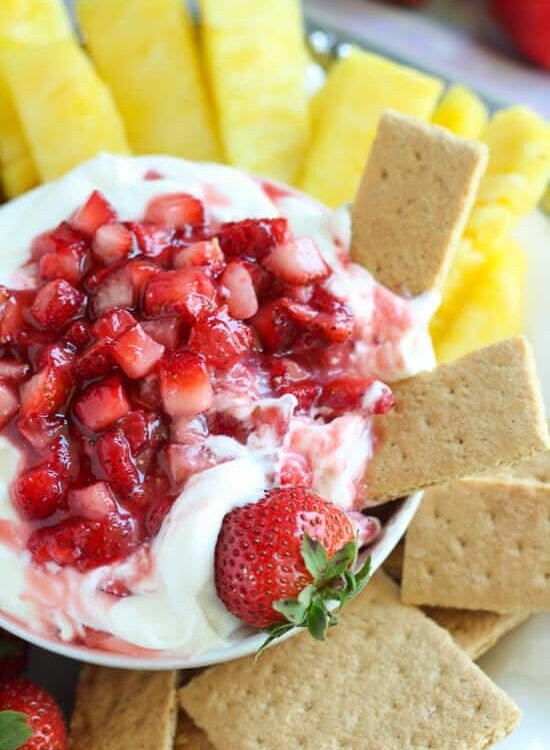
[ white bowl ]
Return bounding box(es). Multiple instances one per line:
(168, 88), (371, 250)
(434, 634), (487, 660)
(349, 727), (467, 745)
(0, 492), (422, 670)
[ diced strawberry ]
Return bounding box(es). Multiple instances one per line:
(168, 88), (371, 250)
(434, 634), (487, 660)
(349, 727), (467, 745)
(170, 414), (208, 444)
(158, 351), (213, 417)
(309, 287), (354, 344)
(188, 308), (254, 367)
(28, 513), (137, 571)
(39, 245), (87, 286)
(220, 262), (259, 319)
(91, 308), (136, 342)
(0, 289), (25, 343)
(31, 279), (84, 331)
(17, 415), (66, 452)
(124, 258), (161, 295)
(278, 452), (313, 487)
(74, 375), (129, 432)
(69, 482), (117, 521)
(31, 221), (87, 261)
(165, 443), (215, 484)
(92, 222), (134, 265)
(143, 268), (216, 320)
(141, 317), (183, 351)
(111, 323), (165, 378)
(65, 320), (91, 349)
(145, 497), (175, 537)
(129, 372), (162, 411)
(118, 410), (162, 453)
(36, 341), (76, 371)
(73, 341), (113, 380)
(14, 463), (67, 520)
(45, 434), (77, 484)
(0, 381), (18, 428)
(218, 217), (287, 260)
(91, 267), (134, 317)
(251, 298), (298, 353)
(275, 379), (321, 411)
(173, 239), (225, 275)
(71, 191), (117, 236)
(318, 377), (393, 417)
(0, 360), (29, 381)
(262, 237), (329, 285)
(127, 222), (174, 259)
(285, 284), (314, 304)
(96, 428), (142, 503)
(144, 193), (205, 229)
(19, 366), (72, 418)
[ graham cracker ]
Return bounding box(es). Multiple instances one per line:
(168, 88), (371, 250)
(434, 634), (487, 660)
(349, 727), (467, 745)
(500, 447), (550, 484)
(179, 572), (520, 750)
(383, 540), (529, 659)
(425, 608), (530, 660)
(402, 477), (550, 612)
(69, 665), (178, 750)
(365, 336), (549, 502)
(351, 109), (488, 296)
(175, 711), (214, 750)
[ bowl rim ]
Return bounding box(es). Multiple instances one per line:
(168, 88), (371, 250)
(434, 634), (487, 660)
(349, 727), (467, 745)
(0, 491), (422, 670)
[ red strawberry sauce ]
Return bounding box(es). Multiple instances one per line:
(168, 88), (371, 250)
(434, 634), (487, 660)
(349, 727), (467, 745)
(0, 182), (421, 576)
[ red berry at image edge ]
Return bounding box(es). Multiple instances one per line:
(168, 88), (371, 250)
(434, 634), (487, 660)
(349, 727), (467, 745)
(491, 0), (550, 70)
(0, 677), (66, 750)
(0, 630), (27, 681)
(214, 487), (372, 653)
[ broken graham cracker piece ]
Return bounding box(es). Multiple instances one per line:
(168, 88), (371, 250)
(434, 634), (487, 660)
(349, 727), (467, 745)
(69, 665), (178, 750)
(500, 444), (550, 483)
(425, 608), (530, 661)
(175, 711), (214, 750)
(351, 109), (488, 296)
(179, 573), (520, 750)
(402, 477), (550, 612)
(382, 539), (529, 659)
(365, 336), (549, 502)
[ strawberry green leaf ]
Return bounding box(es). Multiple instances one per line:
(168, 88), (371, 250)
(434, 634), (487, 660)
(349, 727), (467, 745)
(322, 539), (357, 581)
(306, 596), (330, 641)
(0, 711), (32, 750)
(272, 599), (307, 625)
(256, 622), (295, 659)
(297, 584), (315, 608)
(301, 533), (328, 580)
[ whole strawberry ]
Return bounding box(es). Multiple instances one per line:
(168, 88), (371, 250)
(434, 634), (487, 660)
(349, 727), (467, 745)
(491, 0), (550, 70)
(0, 630), (28, 681)
(0, 678), (66, 750)
(215, 488), (371, 651)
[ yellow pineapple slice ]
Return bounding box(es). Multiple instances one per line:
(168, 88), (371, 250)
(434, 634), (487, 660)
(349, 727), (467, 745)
(435, 239), (526, 363)
(542, 185), (550, 214)
(0, 0), (71, 196)
(0, 40), (129, 182)
(429, 237), (485, 348)
(466, 107), (550, 245)
(199, 0), (310, 183)
(431, 84), (488, 140)
(298, 49), (443, 207)
(0, 0), (71, 44)
(0, 75), (37, 198)
(77, 0), (219, 161)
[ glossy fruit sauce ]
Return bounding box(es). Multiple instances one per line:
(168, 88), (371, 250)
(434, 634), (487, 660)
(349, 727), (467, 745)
(0, 186), (397, 574)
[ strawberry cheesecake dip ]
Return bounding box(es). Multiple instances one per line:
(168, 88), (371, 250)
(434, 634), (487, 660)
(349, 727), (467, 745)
(0, 154), (436, 657)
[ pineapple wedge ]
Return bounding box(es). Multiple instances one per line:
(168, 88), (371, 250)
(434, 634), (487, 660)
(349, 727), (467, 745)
(77, 0), (219, 161)
(0, 0), (71, 44)
(466, 107), (550, 245)
(200, 0), (310, 183)
(0, 0), (72, 196)
(0, 75), (37, 198)
(432, 84), (488, 140)
(299, 49), (443, 207)
(1, 40), (129, 182)
(435, 239), (526, 363)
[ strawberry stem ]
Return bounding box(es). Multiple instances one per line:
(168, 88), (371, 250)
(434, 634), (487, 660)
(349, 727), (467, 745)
(258, 533), (371, 656)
